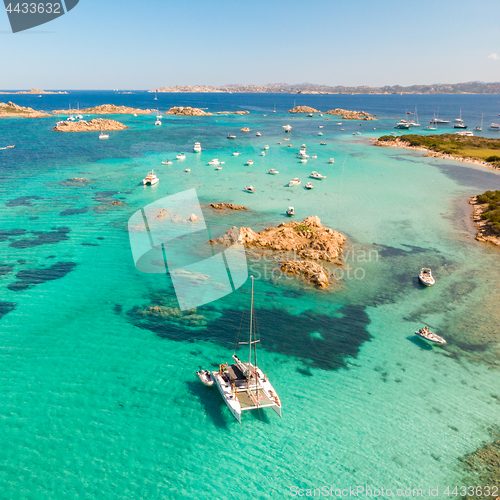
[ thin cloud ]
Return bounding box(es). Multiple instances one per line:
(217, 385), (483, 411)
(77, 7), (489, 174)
(488, 53), (499, 60)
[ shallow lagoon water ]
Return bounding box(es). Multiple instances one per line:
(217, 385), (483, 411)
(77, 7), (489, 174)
(1, 93), (500, 499)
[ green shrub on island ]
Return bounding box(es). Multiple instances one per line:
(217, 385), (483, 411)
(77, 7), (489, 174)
(477, 190), (500, 235)
(377, 134), (500, 163)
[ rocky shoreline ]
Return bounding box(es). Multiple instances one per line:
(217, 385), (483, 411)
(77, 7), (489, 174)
(373, 136), (498, 170)
(52, 104), (152, 115)
(211, 216), (346, 288)
(0, 101), (51, 118)
(288, 106), (321, 113)
(470, 196), (500, 247)
(53, 118), (128, 132)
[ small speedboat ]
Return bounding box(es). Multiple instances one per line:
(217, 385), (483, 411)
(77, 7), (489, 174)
(245, 185), (256, 192)
(288, 178), (301, 186)
(162, 160), (173, 165)
(310, 171), (326, 179)
(264, 145), (269, 150)
(320, 142), (327, 145)
(256, 132), (261, 137)
(227, 134), (237, 139)
(99, 132), (109, 140)
(0, 145), (15, 150)
(418, 268), (435, 286)
(329, 158), (335, 163)
(300, 158), (308, 163)
(284, 138), (290, 141)
(268, 169), (279, 174)
(318, 132), (323, 136)
(208, 159), (221, 165)
(196, 370), (214, 386)
(319, 126), (323, 129)
(286, 206), (295, 216)
(282, 125), (292, 132)
(305, 182), (313, 190)
(415, 327), (446, 345)
(261, 151), (266, 156)
(232, 152), (241, 156)
(193, 142), (202, 152)
(246, 160), (254, 166)
(176, 153), (186, 160)
(155, 119), (162, 126)
(216, 166), (223, 170)
(312, 155), (317, 159)
(185, 168), (191, 172)
(143, 170), (159, 186)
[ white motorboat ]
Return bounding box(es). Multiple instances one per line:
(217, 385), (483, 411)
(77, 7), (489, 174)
(310, 171), (326, 179)
(312, 154), (317, 159)
(337, 123), (342, 125)
(155, 114), (162, 126)
(99, 132), (109, 140)
(489, 123), (500, 131)
(176, 153), (186, 160)
(193, 142), (202, 153)
(268, 169), (279, 175)
(288, 178), (301, 186)
(246, 160), (254, 166)
(284, 137), (290, 141)
(212, 277), (281, 423)
(227, 134), (237, 139)
(232, 152), (241, 156)
(143, 170), (159, 186)
(307, 113), (313, 117)
(395, 119), (410, 129)
(161, 160), (173, 165)
(318, 132), (323, 136)
(455, 131), (474, 136)
(0, 145), (15, 150)
(286, 206), (295, 216)
(185, 168), (191, 172)
(264, 145), (269, 150)
(245, 185), (256, 192)
(320, 142), (327, 145)
(256, 132), (261, 137)
(418, 268), (435, 286)
(318, 126), (323, 128)
(414, 327), (446, 346)
(208, 159), (221, 165)
(282, 125), (292, 133)
(197, 370), (214, 386)
(216, 166), (223, 170)
(301, 144), (306, 148)
(329, 158), (335, 163)
(261, 151), (266, 156)
(305, 182), (313, 190)
(300, 158), (308, 163)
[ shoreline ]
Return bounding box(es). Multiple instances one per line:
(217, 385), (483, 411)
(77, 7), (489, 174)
(470, 196), (500, 247)
(372, 137), (499, 170)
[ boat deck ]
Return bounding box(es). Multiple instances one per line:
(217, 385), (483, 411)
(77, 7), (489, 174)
(236, 389), (274, 411)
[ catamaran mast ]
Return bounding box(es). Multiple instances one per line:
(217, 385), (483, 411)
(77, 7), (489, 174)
(249, 276), (254, 365)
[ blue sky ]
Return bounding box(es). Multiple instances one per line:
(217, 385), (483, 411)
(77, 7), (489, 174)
(1, 0), (499, 89)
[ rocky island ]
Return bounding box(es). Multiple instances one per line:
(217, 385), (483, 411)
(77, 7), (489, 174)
(211, 216), (346, 288)
(52, 104), (152, 115)
(53, 118), (128, 132)
(326, 109), (376, 120)
(165, 106), (212, 116)
(209, 203), (248, 211)
(470, 190), (500, 247)
(0, 101), (51, 118)
(375, 134), (500, 169)
(0, 88), (67, 95)
(288, 106), (321, 113)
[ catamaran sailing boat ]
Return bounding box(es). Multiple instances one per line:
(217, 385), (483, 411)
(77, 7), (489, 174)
(211, 277), (282, 423)
(409, 106), (420, 127)
(453, 109), (467, 129)
(474, 114), (483, 132)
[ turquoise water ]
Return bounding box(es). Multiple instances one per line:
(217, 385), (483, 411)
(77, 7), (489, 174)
(1, 94), (500, 499)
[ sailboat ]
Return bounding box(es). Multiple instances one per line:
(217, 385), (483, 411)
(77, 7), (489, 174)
(425, 115), (437, 130)
(273, 103), (276, 113)
(474, 114), (483, 132)
(211, 277), (282, 423)
(453, 109), (467, 129)
(154, 92), (158, 101)
(409, 106), (420, 127)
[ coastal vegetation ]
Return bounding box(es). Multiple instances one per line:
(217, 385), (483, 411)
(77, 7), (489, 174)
(476, 190), (500, 234)
(376, 134), (500, 166)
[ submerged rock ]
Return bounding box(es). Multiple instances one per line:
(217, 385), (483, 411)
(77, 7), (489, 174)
(209, 202), (248, 211)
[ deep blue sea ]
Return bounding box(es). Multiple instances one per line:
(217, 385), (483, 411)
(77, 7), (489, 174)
(1, 91), (500, 499)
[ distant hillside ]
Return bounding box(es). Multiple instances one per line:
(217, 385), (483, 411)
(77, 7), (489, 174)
(150, 82), (500, 94)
